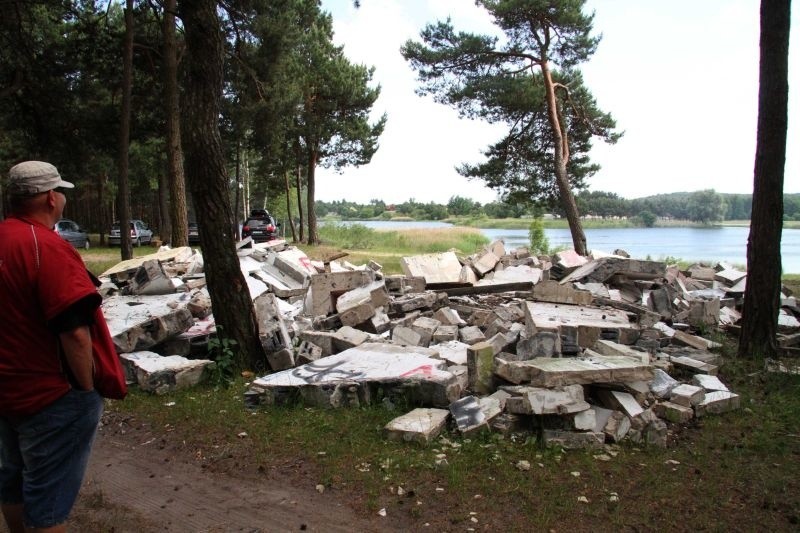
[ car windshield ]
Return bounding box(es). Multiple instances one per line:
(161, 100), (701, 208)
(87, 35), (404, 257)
(246, 219), (270, 227)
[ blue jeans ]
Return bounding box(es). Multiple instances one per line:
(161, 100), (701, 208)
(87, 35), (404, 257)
(0, 389), (103, 529)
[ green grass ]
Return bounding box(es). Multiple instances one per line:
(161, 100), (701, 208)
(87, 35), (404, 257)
(107, 353), (800, 529)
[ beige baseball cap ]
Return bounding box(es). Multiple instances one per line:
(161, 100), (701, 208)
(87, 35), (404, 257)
(7, 161), (74, 195)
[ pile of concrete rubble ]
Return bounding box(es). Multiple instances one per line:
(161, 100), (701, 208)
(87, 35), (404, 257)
(98, 238), (800, 448)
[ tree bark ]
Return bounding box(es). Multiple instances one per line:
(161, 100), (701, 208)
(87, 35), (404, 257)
(179, 0), (266, 371)
(163, 0), (188, 247)
(738, 0), (790, 358)
(296, 163), (305, 242)
(117, 0), (134, 259)
(540, 62), (587, 256)
(306, 148), (319, 245)
(283, 169), (297, 242)
(158, 172), (170, 242)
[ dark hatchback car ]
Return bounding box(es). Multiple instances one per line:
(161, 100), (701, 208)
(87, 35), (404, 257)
(55, 219), (90, 250)
(241, 211), (279, 243)
(188, 222), (201, 245)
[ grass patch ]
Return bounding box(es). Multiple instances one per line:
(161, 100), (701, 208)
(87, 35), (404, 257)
(108, 354), (800, 530)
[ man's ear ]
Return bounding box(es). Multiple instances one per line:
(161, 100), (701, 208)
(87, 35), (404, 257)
(46, 190), (57, 209)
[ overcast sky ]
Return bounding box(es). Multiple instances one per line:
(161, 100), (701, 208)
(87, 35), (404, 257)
(315, 0), (798, 205)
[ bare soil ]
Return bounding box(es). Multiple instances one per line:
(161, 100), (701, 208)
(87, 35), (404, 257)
(69, 410), (399, 533)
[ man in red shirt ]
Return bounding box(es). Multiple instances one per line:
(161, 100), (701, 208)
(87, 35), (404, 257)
(0, 161), (125, 532)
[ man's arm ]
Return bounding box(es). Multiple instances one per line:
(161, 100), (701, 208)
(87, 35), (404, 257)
(59, 326), (94, 391)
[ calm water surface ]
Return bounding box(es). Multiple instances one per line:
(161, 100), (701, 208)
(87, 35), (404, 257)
(331, 220), (800, 274)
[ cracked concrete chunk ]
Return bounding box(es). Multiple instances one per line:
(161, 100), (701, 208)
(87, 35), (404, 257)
(669, 383), (705, 407)
(459, 325), (486, 345)
(251, 343), (458, 408)
(429, 340), (469, 366)
(691, 374), (729, 392)
(541, 429), (604, 450)
(121, 352), (213, 395)
(534, 280), (592, 305)
(523, 301), (640, 348)
(467, 341), (496, 394)
(384, 408), (449, 444)
(654, 401), (694, 423)
(494, 354), (653, 387)
(400, 252), (462, 285)
(450, 395), (488, 434)
(596, 389), (644, 418)
(694, 391), (740, 417)
(103, 294), (196, 353)
(649, 368), (680, 399)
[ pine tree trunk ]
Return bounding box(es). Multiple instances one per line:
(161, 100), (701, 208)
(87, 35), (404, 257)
(163, 0), (188, 247)
(179, 0), (266, 371)
(306, 149), (319, 245)
(158, 173), (170, 243)
(738, 0), (790, 358)
(284, 170), (298, 242)
(117, 0), (134, 259)
(540, 62), (587, 255)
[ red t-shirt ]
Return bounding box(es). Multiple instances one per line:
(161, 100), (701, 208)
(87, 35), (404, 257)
(0, 216), (116, 416)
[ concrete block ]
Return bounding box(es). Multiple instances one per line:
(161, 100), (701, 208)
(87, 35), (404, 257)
(541, 429), (604, 450)
(384, 275), (426, 294)
(450, 395), (489, 434)
(128, 260), (176, 295)
(103, 294), (196, 353)
(306, 270), (375, 317)
(433, 325), (459, 343)
(592, 406), (630, 443)
(516, 332), (561, 359)
(384, 408), (449, 444)
(128, 353), (213, 395)
(653, 401), (694, 423)
(388, 292), (438, 314)
(572, 408), (597, 431)
(393, 326), (423, 346)
(596, 389), (644, 418)
(467, 341), (496, 394)
(694, 391), (740, 417)
(298, 331), (336, 357)
(500, 384), (589, 415)
(649, 368), (680, 399)
(411, 316), (442, 347)
(523, 301), (640, 348)
(433, 307), (466, 326)
(429, 340), (469, 366)
(691, 374), (729, 392)
(266, 348), (295, 371)
(251, 343), (458, 408)
(296, 340), (323, 365)
(459, 326), (486, 345)
(449, 364), (469, 391)
(489, 413), (530, 435)
(472, 249), (500, 276)
(363, 308), (391, 334)
(186, 291), (212, 318)
(592, 339), (650, 364)
(493, 354), (653, 387)
(477, 265), (542, 285)
(460, 265), (478, 285)
(400, 252), (463, 285)
(669, 383), (705, 407)
(533, 280), (592, 305)
(332, 326), (370, 352)
(670, 355), (718, 375)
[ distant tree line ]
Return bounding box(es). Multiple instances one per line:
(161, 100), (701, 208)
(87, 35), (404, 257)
(316, 190), (800, 224)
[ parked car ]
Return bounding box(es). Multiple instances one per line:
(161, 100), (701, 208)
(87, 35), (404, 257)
(55, 219), (90, 250)
(241, 211), (280, 243)
(108, 220), (153, 246)
(188, 222), (201, 245)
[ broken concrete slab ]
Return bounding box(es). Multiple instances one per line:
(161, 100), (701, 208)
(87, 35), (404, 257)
(306, 270), (376, 318)
(122, 352), (213, 395)
(471, 249), (500, 277)
(516, 332), (561, 359)
(384, 408), (450, 444)
(103, 293), (196, 353)
(433, 307), (466, 327)
(100, 246), (195, 279)
(691, 374), (729, 392)
(592, 406), (630, 443)
(649, 368), (680, 399)
(393, 326), (423, 346)
(592, 339), (650, 364)
(595, 389), (644, 418)
(478, 265), (542, 286)
(561, 257), (666, 284)
(653, 401), (694, 423)
(534, 280), (592, 305)
(459, 325), (486, 345)
(432, 325), (459, 343)
(411, 316), (442, 346)
(541, 429), (604, 450)
(400, 252), (463, 285)
(429, 340), (469, 366)
(127, 260), (176, 295)
(388, 292), (439, 315)
(669, 383), (705, 407)
(335, 280), (390, 327)
(450, 395), (489, 434)
(501, 384), (590, 416)
(670, 355), (719, 375)
(250, 343), (459, 408)
(694, 391), (740, 417)
(523, 301), (640, 348)
(494, 354), (653, 387)
(467, 341), (496, 395)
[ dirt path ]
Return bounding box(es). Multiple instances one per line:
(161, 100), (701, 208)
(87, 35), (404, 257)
(70, 415), (393, 532)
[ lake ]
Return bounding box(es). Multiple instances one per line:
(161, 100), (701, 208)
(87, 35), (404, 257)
(327, 220), (800, 274)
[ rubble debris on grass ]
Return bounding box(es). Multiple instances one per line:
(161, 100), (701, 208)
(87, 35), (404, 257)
(95, 238), (799, 449)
